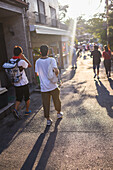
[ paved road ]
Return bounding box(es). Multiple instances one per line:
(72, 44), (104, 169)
(0, 56), (113, 169)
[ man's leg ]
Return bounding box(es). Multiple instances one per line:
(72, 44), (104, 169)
(93, 65), (96, 78)
(41, 92), (51, 120)
(75, 57), (77, 68)
(25, 99), (30, 112)
(97, 64), (100, 79)
(13, 86), (22, 119)
(15, 101), (21, 110)
(24, 84), (31, 113)
(104, 60), (108, 77)
(72, 56), (75, 68)
(108, 59), (111, 77)
(51, 88), (61, 113)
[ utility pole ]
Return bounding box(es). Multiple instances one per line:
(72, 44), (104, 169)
(106, 0), (110, 47)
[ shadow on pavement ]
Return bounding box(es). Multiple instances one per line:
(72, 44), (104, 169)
(108, 78), (113, 90)
(95, 80), (113, 118)
(69, 69), (76, 80)
(0, 92), (42, 155)
(62, 68), (76, 83)
(20, 125), (50, 170)
(21, 119), (61, 170)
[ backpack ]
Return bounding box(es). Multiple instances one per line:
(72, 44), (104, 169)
(2, 58), (22, 84)
(47, 58), (58, 84)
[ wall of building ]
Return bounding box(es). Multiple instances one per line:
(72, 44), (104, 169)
(30, 32), (61, 66)
(0, 14), (27, 59)
(27, 0), (59, 25)
(31, 33), (60, 47)
(0, 7), (33, 85)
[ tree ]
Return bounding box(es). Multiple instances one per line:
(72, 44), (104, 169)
(86, 13), (107, 45)
(75, 13), (107, 45)
(59, 4), (69, 21)
(64, 17), (74, 31)
(108, 11), (113, 50)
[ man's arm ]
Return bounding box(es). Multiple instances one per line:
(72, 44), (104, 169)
(20, 54), (32, 67)
(53, 68), (59, 76)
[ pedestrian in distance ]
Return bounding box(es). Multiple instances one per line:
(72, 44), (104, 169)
(90, 45), (102, 79)
(71, 45), (77, 69)
(35, 44), (63, 126)
(102, 45), (111, 79)
(12, 46), (32, 119)
(76, 49), (82, 58)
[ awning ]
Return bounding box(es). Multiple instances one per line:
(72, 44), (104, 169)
(30, 25), (72, 37)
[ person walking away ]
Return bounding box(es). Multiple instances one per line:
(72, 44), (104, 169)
(76, 49), (82, 58)
(71, 45), (77, 69)
(12, 46), (32, 119)
(35, 44), (63, 126)
(102, 45), (111, 78)
(90, 45), (101, 79)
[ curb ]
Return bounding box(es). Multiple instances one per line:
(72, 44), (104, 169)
(0, 102), (14, 120)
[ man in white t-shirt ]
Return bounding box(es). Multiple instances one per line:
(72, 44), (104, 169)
(35, 44), (63, 126)
(12, 46), (32, 119)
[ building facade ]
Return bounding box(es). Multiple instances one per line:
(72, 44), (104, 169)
(0, 0), (72, 89)
(26, 0), (71, 71)
(0, 0), (32, 88)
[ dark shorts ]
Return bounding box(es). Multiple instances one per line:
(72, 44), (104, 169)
(15, 84), (30, 102)
(93, 64), (100, 70)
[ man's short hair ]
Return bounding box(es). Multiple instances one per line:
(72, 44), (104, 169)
(94, 45), (98, 50)
(14, 46), (23, 56)
(40, 44), (48, 56)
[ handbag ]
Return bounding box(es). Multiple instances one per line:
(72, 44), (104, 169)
(47, 58), (58, 84)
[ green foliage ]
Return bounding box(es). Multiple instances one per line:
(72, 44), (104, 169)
(76, 16), (88, 36)
(64, 17), (75, 31)
(33, 47), (41, 57)
(76, 13), (107, 45)
(108, 11), (113, 50)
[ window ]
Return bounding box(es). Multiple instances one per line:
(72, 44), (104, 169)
(50, 7), (57, 27)
(37, 0), (46, 24)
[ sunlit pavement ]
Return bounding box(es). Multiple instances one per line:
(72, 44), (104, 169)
(0, 55), (113, 169)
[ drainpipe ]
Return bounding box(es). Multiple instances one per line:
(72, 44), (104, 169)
(23, 3), (35, 84)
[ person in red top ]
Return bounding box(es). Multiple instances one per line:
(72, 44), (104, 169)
(102, 45), (111, 78)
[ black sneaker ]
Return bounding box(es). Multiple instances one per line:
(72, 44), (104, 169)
(94, 74), (96, 78)
(97, 76), (99, 79)
(108, 73), (111, 78)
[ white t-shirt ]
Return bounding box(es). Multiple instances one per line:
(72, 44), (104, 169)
(14, 59), (29, 87)
(35, 57), (58, 92)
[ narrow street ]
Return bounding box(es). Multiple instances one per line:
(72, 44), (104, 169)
(0, 55), (113, 169)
